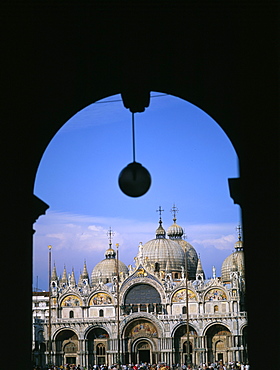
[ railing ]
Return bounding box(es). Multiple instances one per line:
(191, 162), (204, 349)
(37, 311), (247, 324)
(158, 312), (247, 320)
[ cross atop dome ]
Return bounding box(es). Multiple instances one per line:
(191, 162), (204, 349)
(107, 227), (115, 248)
(236, 224), (242, 241)
(170, 204), (179, 222)
(156, 206), (164, 220)
(156, 206), (166, 238)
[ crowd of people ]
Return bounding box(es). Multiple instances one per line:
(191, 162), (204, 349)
(34, 361), (249, 370)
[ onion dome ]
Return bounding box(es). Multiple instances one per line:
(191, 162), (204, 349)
(91, 245), (129, 284)
(156, 219), (166, 238)
(167, 218), (184, 239)
(136, 217), (185, 274)
(221, 228), (245, 283)
(167, 207), (198, 280)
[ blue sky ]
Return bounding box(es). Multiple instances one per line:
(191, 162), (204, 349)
(33, 93), (241, 291)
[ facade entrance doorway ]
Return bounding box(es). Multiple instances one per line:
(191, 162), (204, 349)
(183, 341), (193, 364)
(205, 324), (232, 364)
(136, 341), (151, 364)
(217, 353), (223, 362)
(66, 356), (76, 365)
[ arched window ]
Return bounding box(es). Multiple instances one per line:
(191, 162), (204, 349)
(99, 309), (104, 317)
(96, 343), (106, 356)
(125, 284), (161, 305)
(182, 306), (187, 314)
(69, 310), (74, 318)
(214, 305), (219, 313)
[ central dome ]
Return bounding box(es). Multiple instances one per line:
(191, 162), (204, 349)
(137, 218), (185, 273)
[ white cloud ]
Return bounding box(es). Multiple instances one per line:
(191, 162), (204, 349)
(191, 234), (236, 250)
(34, 211), (238, 258)
(33, 210), (238, 290)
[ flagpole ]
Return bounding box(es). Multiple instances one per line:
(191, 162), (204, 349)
(185, 246), (191, 367)
(48, 245), (52, 366)
(116, 243), (120, 368)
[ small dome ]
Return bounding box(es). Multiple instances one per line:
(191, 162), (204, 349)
(91, 246), (128, 284)
(167, 219), (184, 238)
(156, 219), (166, 238)
(105, 247), (116, 258)
(221, 236), (245, 283)
(166, 216), (198, 280)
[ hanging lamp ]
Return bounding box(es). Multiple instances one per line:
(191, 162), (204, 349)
(118, 112), (151, 197)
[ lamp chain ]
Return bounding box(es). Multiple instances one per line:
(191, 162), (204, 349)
(132, 112), (136, 162)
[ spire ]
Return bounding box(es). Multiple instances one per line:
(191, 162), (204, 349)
(78, 271), (83, 287)
(196, 256), (205, 280)
(61, 265), (68, 285)
(165, 258), (171, 273)
(156, 206), (166, 239)
(51, 263), (58, 281)
(81, 260), (89, 280)
(70, 268), (76, 287)
(212, 266), (216, 279)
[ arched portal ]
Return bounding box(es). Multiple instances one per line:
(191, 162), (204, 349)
(123, 319), (159, 365)
(135, 340), (152, 364)
(86, 327), (110, 366)
(173, 324), (197, 365)
(54, 329), (79, 366)
(205, 324), (232, 364)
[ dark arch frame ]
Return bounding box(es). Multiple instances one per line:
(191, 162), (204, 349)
(3, 4), (278, 369)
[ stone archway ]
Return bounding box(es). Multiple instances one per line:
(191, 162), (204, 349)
(86, 327), (110, 366)
(205, 324), (232, 365)
(54, 329), (79, 366)
(123, 319), (159, 365)
(173, 324), (197, 365)
(135, 339), (152, 364)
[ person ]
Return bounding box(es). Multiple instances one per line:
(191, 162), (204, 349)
(217, 362), (226, 370)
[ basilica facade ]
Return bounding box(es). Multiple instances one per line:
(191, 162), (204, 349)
(32, 212), (247, 368)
